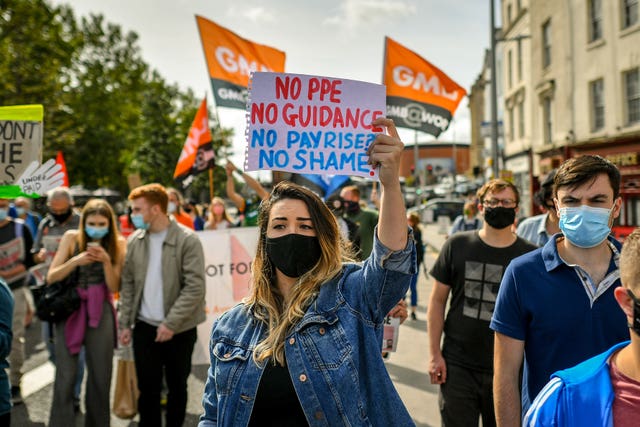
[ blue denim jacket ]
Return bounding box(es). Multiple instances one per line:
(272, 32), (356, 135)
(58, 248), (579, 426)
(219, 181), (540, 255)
(0, 280), (14, 416)
(199, 230), (417, 427)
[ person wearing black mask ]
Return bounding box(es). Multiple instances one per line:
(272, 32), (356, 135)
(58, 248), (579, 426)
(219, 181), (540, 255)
(426, 179), (537, 427)
(31, 187), (85, 411)
(200, 117), (417, 427)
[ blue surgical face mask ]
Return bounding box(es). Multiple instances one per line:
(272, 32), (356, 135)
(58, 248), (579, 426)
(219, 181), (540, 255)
(130, 213), (149, 230)
(15, 207), (26, 217)
(558, 205), (612, 248)
(0, 208), (8, 221)
(85, 225), (109, 240)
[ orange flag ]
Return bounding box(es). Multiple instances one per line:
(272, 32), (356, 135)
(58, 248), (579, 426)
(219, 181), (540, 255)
(55, 151), (69, 187)
(173, 98), (214, 187)
(196, 15), (286, 110)
(383, 37), (467, 137)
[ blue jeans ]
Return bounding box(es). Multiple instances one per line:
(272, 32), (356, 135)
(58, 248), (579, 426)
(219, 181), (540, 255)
(42, 321), (85, 399)
(408, 273), (418, 307)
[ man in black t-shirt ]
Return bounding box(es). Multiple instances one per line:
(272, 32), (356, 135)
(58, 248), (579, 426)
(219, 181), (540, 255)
(427, 180), (536, 427)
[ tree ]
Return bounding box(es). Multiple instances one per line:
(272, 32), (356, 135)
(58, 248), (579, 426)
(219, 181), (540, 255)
(0, 0), (83, 152)
(60, 14), (149, 191)
(1, 0), (236, 195)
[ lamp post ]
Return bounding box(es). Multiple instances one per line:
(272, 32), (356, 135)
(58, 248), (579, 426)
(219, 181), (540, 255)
(489, 0), (500, 179)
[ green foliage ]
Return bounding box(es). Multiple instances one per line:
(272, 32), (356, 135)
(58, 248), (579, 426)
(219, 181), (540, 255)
(0, 0), (234, 195)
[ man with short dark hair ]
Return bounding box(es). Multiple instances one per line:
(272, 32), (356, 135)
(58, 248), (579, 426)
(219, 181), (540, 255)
(491, 155), (630, 424)
(427, 179), (536, 426)
(119, 183), (206, 427)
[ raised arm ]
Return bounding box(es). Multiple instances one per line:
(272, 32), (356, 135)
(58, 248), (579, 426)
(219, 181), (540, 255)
(225, 162), (245, 210)
(368, 117), (406, 251)
(226, 161), (270, 203)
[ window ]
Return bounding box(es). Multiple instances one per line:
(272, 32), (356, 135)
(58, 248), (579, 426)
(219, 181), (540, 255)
(507, 4), (512, 25)
(508, 50), (513, 88)
(543, 97), (553, 143)
(509, 106), (515, 141)
(517, 40), (523, 81)
(518, 100), (525, 138)
(623, 0), (639, 29)
(625, 68), (640, 125)
(589, 0), (602, 42)
(542, 20), (552, 68)
(517, 0), (522, 13)
(590, 79), (605, 131)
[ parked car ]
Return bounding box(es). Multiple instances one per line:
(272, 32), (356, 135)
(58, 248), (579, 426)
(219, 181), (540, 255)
(408, 199), (465, 224)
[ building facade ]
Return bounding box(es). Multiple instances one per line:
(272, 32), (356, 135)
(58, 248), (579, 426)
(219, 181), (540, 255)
(488, 0), (640, 227)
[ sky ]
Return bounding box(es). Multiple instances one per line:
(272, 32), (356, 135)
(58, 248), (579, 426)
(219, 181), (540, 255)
(49, 0), (493, 170)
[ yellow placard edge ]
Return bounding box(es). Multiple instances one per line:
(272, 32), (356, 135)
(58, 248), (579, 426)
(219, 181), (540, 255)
(0, 104), (44, 121)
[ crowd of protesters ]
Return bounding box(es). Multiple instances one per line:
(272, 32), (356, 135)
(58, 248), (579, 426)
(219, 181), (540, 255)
(0, 130), (639, 426)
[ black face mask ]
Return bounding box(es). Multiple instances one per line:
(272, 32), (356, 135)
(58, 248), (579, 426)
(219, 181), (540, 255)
(51, 209), (72, 224)
(266, 234), (321, 278)
(627, 290), (640, 336)
(483, 207), (516, 230)
(344, 201), (360, 215)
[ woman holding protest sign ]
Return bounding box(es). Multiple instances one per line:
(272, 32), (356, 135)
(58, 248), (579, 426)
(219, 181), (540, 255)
(46, 199), (126, 427)
(199, 117), (417, 427)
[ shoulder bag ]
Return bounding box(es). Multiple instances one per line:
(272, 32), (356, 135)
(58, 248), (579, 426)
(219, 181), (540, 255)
(34, 265), (80, 323)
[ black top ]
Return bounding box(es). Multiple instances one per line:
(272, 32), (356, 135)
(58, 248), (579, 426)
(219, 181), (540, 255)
(429, 231), (537, 372)
(248, 361), (308, 427)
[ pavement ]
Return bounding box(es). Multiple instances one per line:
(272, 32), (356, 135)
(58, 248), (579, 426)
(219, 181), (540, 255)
(11, 223), (447, 427)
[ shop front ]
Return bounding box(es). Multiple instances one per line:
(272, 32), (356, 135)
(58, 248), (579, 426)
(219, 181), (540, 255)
(574, 143), (640, 239)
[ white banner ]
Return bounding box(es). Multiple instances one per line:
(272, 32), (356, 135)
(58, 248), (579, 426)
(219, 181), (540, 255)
(192, 227), (259, 365)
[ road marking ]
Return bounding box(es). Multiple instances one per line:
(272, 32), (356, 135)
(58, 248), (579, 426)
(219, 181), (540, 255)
(22, 361), (54, 398)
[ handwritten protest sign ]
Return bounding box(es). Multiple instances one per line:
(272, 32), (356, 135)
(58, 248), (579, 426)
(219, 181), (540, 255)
(244, 72), (385, 179)
(0, 105), (43, 186)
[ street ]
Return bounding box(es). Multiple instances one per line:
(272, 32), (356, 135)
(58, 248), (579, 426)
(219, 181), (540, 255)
(12, 224), (446, 427)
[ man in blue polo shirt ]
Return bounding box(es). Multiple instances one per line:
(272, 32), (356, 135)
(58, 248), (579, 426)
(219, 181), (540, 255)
(490, 155), (630, 425)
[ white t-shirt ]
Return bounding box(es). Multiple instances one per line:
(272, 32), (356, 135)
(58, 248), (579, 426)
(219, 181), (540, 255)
(139, 229), (168, 325)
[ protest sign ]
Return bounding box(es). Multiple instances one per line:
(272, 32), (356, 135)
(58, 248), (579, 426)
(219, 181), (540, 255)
(29, 235), (64, 286)
(0, 235), (27, 285)
(244, 72), (386, 179)
(0, 105), (43, 186)
(192, 227), (259, 364)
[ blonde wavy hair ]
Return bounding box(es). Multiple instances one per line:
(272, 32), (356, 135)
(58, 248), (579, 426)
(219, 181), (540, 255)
(247, 181), (354, 366)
